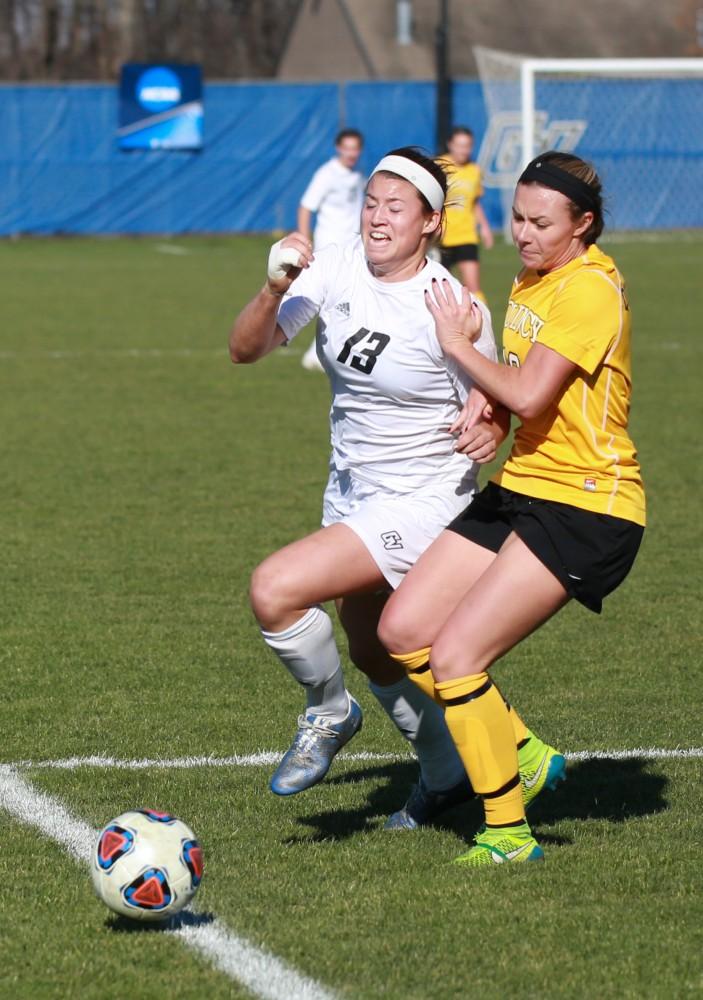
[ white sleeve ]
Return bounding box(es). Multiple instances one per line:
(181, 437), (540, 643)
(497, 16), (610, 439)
(473, 298), (498, 363)
(276, 252), (328, 342)
(300, 165), (331, 213)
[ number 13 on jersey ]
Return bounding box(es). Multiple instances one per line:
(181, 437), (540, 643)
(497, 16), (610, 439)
(337, 327), (391, 374)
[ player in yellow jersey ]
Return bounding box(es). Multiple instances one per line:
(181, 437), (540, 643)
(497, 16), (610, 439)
(230, 147), (563, 831)
(379, 151), (645, 866)
(437, 126), (494, 303)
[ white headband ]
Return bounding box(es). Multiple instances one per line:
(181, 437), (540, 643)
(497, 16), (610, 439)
(369, 155), (445, 212)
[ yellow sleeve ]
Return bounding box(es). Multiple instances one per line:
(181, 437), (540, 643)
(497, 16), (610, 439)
(539, 271), (621, 375)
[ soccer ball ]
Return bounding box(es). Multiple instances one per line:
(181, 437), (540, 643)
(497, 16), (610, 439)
(91, 809), (203, 922)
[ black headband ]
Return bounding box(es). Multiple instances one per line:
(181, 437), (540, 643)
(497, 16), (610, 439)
(518, 157), (599, 213)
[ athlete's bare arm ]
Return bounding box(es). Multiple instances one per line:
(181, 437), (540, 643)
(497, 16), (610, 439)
(297, 206), (313, 243)
(454, 405), (510, 462)
(229, 289), (288, 364)
(229, 232), (313, 364)
(427, 279), (576, 419)
(475, 201), (494, 250)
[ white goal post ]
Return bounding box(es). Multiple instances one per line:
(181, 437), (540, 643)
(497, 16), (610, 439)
(474, 48), (703, 233)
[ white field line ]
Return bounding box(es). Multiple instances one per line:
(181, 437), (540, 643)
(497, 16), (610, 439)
(1, 748), (699, 993)
(0, 346), (301, 361)
(0, 765), (95, 862)
(0, 766), (337, 1000)
(8, 746), (703, 772)
(154, 243), (191, 255)
(0, 348), (222, 360)
(565, 747), (703, 761)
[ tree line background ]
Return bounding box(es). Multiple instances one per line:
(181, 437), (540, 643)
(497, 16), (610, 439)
(0, 0), (302, 80)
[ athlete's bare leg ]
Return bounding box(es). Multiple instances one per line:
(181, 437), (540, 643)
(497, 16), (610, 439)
(380, 532), (569, 835)
(379, 529), (497, 653)
(254, 526), (387, 792)
(338, 591), (467, 796)
(250, 523), (386, 632)
(336, 591), (401, 686)
(456, 259), (481, 294)
(426, 533), (569, 681)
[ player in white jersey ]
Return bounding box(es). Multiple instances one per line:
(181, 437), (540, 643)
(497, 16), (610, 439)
(297, 129), (365, 371)
(230, 147), (538, 828)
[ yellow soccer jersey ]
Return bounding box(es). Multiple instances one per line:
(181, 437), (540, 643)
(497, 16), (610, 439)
(493, 244), (646, 525)
(439, 158), (483, 247)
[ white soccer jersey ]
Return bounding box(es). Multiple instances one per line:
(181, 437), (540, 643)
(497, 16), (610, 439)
(300, 158), (365, 250)
(276, 237), (497, 495)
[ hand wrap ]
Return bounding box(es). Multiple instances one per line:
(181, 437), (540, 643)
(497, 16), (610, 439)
(267, 239), (304, 281)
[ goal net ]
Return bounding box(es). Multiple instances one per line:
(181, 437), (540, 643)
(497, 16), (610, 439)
(474, 47), (703, 235)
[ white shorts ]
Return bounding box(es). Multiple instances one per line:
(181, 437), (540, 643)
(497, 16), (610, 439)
(321, 464), (476, 589)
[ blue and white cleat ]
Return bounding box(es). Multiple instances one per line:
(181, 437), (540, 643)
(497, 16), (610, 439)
(270, 696), (363, 796)
(384, 774), (474, 830)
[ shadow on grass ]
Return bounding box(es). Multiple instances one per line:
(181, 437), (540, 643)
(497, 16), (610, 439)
(531, 757), (669, 825)
(106, 908), (215, 933)
(283, 760), (419, 844)
(287, 756), (669, 845)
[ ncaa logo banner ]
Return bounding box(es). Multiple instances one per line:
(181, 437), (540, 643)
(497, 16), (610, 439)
(118, 64), (203, 150)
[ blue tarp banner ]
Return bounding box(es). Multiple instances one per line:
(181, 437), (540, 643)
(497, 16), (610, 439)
(0, 82), (340, 235)
(0, 78), (700, 235)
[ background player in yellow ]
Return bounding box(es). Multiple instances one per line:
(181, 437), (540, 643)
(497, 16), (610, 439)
(438, 126), (494, 303)
(380, 151), (645, 867)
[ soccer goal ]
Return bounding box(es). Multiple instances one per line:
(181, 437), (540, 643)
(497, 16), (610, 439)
(474, 47), (703, 234)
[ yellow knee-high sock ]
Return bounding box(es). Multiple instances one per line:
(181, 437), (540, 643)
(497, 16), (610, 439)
(436, 672), (524, 827)
(506, 703), (529, 745)
(407, 662), (440, 703)
(389, 648), (440, 704)
(493, 680), (530, 746)
(500, 691), (543, 768)
(391, 652), (532, 748)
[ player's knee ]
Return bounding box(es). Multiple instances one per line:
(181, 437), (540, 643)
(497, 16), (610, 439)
(249, 558), (296, 628)
(377, 601), (419, 656)
(429, 633), (481, 681)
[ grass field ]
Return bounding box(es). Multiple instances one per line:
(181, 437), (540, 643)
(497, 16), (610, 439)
(0, 233), (701, 999)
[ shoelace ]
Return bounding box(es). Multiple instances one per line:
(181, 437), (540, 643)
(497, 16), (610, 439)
(290, 714), (340, 751)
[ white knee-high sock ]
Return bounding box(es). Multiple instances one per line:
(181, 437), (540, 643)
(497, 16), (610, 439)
(369, 677), (465, 792)
(261, 606), (349, 721)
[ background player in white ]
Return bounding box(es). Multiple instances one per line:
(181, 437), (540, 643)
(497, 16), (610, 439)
(297, 129), (365, 371)
(230, 148), (548, 828)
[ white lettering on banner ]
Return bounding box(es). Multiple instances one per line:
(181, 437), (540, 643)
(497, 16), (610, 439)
(139, 86), (181, 103)
(478, 111), (588, 188)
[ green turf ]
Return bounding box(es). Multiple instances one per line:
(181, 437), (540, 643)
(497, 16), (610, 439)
(0, 234), (701, 999)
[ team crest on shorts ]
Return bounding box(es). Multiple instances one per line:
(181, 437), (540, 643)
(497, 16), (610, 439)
(381, 530), (404, 550)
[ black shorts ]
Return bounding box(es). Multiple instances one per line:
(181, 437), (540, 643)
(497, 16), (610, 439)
(447, 483), (644, 614)
(441, 243), (479, 267)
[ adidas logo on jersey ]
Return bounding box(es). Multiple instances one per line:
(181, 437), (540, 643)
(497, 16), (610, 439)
(335, 301), (350, 317)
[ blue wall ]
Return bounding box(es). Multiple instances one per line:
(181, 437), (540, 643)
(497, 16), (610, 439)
(0, 78), (700, 235)
(0, 80), (488, 236)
